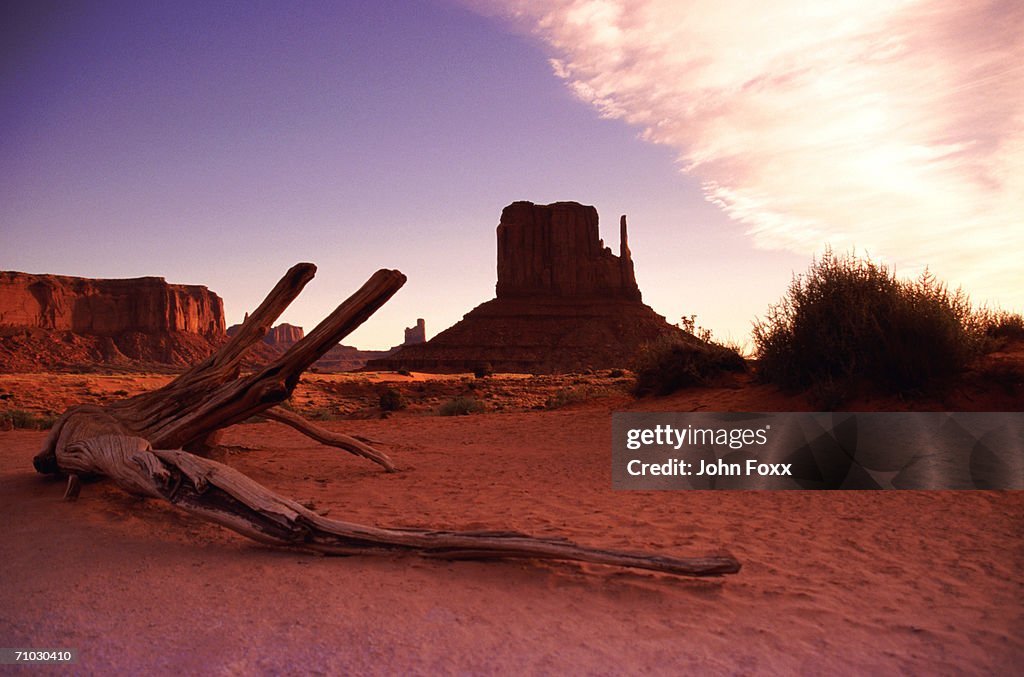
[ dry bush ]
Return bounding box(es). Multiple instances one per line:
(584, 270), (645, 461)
(0, 409), (57, 430)
(378, 387), (407, 411)
(632, 334), (746, 397)
(753, 249), (985, 402)
(544, 386), (596, 409)
(977, 309), (1024, 343)
(438, 396), (485, 416)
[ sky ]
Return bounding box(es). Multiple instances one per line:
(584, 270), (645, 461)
(2, 0), (1021, 350)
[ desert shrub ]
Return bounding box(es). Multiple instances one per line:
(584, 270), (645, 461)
(397, 369), (412, 376)
(632, 335), (746, 397)
(473, 362), (494, 379)
(607, 368), (625, 378)
(378, 387), (406, 412)
(544, 386), (593, 409)
(678, 314), (713, 343)
(0, 409), (57, 430)
(753, 249), (981, 399)
(438, 396), (484, 416)
(977, 309), (1024, 342)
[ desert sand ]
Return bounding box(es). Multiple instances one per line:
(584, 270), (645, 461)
(2, 377), (1022, 675)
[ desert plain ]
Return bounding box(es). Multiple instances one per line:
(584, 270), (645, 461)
(2, 364), (1022, 675)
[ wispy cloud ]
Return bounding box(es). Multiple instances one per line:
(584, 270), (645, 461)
(471, 0), (1024, 307)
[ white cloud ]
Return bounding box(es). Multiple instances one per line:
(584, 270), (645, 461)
(471, 0), (1024, 307)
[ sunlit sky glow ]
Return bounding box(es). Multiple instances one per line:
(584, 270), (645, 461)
(2, 1), (1021, 349)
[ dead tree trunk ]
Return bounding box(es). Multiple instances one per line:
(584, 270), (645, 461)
(32, 264), (740, 578)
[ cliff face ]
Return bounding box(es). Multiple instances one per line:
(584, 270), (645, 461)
(0, 271), (226, 371)
(264, 323), (304, 346)
(0, 271), (224, 337)
(496, 201), (641, 301)
(370, 201), (685, 374)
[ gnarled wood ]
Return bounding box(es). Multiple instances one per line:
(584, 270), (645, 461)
(35, 267), (402, 472)
(64, 435), (740, 576)
(33, 264), (742, 578)
(262, 406), (396, 472)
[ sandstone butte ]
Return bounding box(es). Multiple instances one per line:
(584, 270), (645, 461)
(0, 270), (396, 373)
(227, 319), (305, 347)
(0, 271), (226, 371)
(369, 201), (689, 374)
(0, 270), (404, 373)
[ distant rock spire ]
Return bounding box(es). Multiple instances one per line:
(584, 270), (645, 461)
(403, 318), (426, 345)
(619, 214), (631, 260)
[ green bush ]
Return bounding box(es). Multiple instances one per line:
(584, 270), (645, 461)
(753, 249), (981, 400)
(473, 362), (494, 379)
(632, 335), (746, 397)
(378, 387), (407, 412)
(438, 396), (484, 416)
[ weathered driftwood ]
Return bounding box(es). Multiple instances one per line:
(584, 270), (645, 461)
(262, 405), (395, 472)
(32, 264), (741, 578)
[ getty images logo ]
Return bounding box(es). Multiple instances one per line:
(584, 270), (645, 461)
(625, 423), (771, 451)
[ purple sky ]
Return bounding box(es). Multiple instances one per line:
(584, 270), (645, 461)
(3, 1), (1019, 349)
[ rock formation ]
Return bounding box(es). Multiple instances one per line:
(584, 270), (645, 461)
(368, 201), (688, 374)
(403, 319), (426, 346)
(0, 271), (224, 336)
(227, 320), (304, 347)
(312, 344), (393, 372)
(0, 271), (225, 371)
(497, 201), (640, 301)
(266, 322), (304, 346)
(314, 318), (422, 371)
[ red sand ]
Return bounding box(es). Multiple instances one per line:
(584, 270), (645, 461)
(2, 402), (1022, 675)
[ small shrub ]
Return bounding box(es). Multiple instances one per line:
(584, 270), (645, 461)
(632, 335), (746, 396)
(378, 387), (406, 412)
(753, 249), (982, 399)
(607, 369), (625, 378)
(397, 369), (412, 377)
(306, 408), (335, 421)
(977, 309), (1024, 342)
(0, 409), (57, 430)
(112, 389), (129, 397)
(473, 363), (494, 379)
(438, 396), (484, 416)
(544, 386), (593, 409)
(679, 314), (713, 343)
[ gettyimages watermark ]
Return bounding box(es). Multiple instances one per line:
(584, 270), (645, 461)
(612, 413), (1024, 490)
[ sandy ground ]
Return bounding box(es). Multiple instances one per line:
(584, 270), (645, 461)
(0, 370), (635, 423)
(2, 394), (1022, 675)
